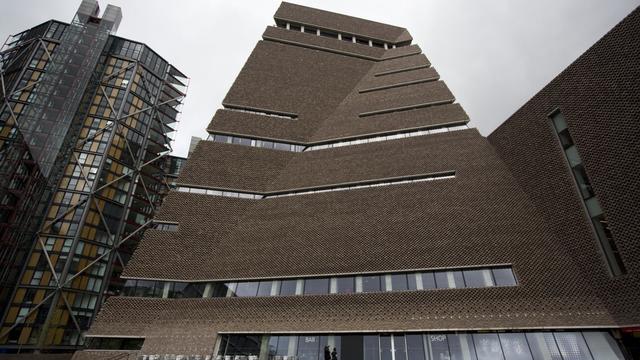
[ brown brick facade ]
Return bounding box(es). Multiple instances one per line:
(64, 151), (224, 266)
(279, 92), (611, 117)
(84, 2), (640, 358)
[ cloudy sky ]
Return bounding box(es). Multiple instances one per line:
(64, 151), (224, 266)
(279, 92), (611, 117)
(1, 0), (638, 157)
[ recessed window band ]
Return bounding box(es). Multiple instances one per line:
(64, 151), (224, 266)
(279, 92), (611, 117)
(121, 265), (517, 299)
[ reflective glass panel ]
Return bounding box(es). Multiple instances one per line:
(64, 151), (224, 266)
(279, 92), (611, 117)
(525, 333), (562, 360)
(449, 334), (477, 360)
(235, 282), (259, 297)
(362, 275), (381, 293)
(298, 335), (321, 360)
(405, 334), (425, 360)
(426, 334), (450, 360)
(363, 335), (379, 360)
(553, 332), (592, 360)
(492, 268), (517, 286)
(582, 332), (625, 360)
(279, 279), (297, 296)
(463, 269), (494, 288)
(390, 274), (408, 291)
(473, 334), (504, 360)
(257, 281), (273, 296)
(499, 333), (532, 360)
(305, 278), (329, 295)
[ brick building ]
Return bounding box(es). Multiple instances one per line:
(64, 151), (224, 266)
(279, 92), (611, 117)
(79, 3), (639, 359)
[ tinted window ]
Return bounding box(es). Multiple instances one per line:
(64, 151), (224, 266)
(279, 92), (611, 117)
(426, 334), (449, 360)
(235, 282), (259, 297)
(435, 271), (464, 289)
(257, 281), (273, 296)
(171, 282), (205, 298)
(297, 335), (321, 360)
(463, 269), (494, 288)
(421, 272), (436, 289)
(336, 277), (355, 293)
(212, 283), (232, 297)
(305, 278), (329, 295)
(362, 275), (381, 293)
(279, 279), (298, 296)
(492, 268), (517, 286)
(363, 335), (379, 360)
(394, 335), (407, 360)
(405, 334), (425, 360)
(449, 334), (477, 360)
(390, 274), (408, 291)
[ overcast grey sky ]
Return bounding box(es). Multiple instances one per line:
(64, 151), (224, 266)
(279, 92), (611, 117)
(1, 0), (638, 157)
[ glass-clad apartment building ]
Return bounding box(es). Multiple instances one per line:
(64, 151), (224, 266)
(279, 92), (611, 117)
(0, 0), (187, 352)
(83, 2), (640, 360)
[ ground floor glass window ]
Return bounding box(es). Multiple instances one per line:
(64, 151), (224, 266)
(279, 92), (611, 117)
(216, 331), (624, 360)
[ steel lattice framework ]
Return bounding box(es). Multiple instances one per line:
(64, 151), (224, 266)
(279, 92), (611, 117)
(0, 18), (187, 350)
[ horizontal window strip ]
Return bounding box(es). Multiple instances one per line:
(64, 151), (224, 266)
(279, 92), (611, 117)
(208, 134), (305, 152)
(175, 172), (455, 200)
(152, 221), (179, 232)
(305, 124), (468, 150)
(121, 265), (517, 299)
(276, 21), (401, 49)
(175, 186), (263, 199)
(215, 331), (624, 360)
(358, 77), (439, 94)
(207, 122), (469, 153)
(266, 172), (455, 199)
(374, 64), (430, 77)
(359, 99), (455, 117)
(222, 103), (298, 119)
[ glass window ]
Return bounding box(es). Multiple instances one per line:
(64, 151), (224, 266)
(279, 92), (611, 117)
(362, 275), (381, 293)
(435, 271), (465, 289)
(170, 282), (205, 298)
(336, 277), (355, 294)
(134, 280), (161, 297)
(279, 279), (298, 296)
(122, 279), (137, 296)
(407, 273), (420, 291)
(212, 283), (232, 297)
(492, 268), (517, 286)
(449, 334), (478, 360)
(582, 332), (625, 360)
(275, 143), (291, 151)
(421, 272), (436, 289)
(275, 336), (296, 357)
(363, 335), (379, 360)
(405, 334), (426, 360)
(380, 335), (393, 360)
(389, 274), (408, 291)
(393, 335), (407, 360)
(553, 332), (593, 360)
(525, 333), (562, 360)
(499, 333), (532, 360)
(213, 134), (230, 143)
(220, 335), (262, 358)
(235, 281), (259, 297)
(426, 334), (450, 360)
(305, 278), (329, 295)
(257, 281), (273, 296)
(298, 335), (321, 360)
(473, 334), (504, 360)
(463, 269), (494, 288)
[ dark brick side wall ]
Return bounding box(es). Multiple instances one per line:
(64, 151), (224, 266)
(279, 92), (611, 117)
(488, 6), (640, 325)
